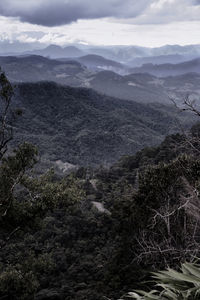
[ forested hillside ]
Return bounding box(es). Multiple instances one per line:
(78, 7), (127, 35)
(2, 104), (200, 299)
(11, 81), (195, 167)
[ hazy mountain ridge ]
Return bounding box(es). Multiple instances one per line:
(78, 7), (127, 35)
(72, 54), (127, 74)
(40, 44), (200, 63)
(129, 54), (188, 67)
(2, 42), (200, 63)
(0, 55), (91, 86)
(58, 54), (128, 74)
(25, 44), (85, 58)
(131, 57), (200, 77)
(1, 55), (200, 105)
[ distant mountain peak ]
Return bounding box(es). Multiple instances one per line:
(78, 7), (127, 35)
(45, 44), (62, 50)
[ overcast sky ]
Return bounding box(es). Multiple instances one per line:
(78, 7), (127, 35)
(0, 0), (199, 47)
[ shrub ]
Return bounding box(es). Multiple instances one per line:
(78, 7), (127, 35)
(126, 261), (200, 300)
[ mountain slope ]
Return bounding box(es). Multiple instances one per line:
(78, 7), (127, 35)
(13, 82), (195, 166)
(129, 54), (187, 67)
(75, 54), (127, 74)
(87, 71), (170, 103)
(87, 71), (200, 103)
(0, 55), (89, 86)
(131, 58), (200, 77)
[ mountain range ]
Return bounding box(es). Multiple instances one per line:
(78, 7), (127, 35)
(1, 41), (200, 62)
(1, 55), (200, 105)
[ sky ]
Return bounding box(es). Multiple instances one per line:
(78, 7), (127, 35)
(0, 0), (199, 47)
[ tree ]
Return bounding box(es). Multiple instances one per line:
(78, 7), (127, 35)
(0, 69), (14, 159)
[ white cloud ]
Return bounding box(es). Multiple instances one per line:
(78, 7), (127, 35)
(0, 1), (199, 48)
(114, 0), (200, 24)
(17, 34), (38, 43)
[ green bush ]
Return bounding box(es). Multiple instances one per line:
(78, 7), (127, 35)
(0, 266), (39, 300)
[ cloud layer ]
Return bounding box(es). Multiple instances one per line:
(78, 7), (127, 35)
(0, 0), (199, 27)
(0, 0), (150, 26)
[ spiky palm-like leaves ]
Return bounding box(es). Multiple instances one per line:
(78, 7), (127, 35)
(126, 262), (200, 300)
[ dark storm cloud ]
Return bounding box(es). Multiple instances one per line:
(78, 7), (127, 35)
(0, 0), (150, 26)
(0, 0), (199, 27)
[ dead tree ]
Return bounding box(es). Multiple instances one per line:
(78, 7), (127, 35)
(133, 176), (200, 268)
(169, 94), (200, 156)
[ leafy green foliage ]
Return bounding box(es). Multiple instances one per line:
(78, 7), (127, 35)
(0, 142), (38, 227)
(0, 267), (39, 300)
(22, 170), (84, 217)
